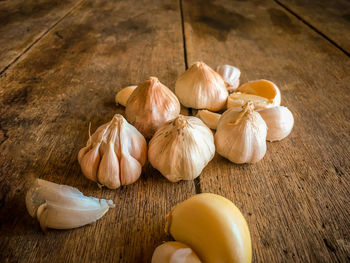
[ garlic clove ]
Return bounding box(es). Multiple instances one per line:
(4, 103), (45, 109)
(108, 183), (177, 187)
(148, 115), (215, 182)
(79, 143), (101, 182)
(175, 62), (228, 111)
(216, 64), (241, 92)
(215, 102), (267, 164)
(165, 193), (252, 263)
(78, 114), (147, 189)
(125, 77), (180, 138)
(258, 106), (294, 142)
(228, 79), (281, 109)
(97, 141), (121, 189)
(227, 92), (269, 109)
(115, 85), (137, 107)
(152, 241), (202, 263)
(26, 179), (114, 231)
(195, 110), (221, 130)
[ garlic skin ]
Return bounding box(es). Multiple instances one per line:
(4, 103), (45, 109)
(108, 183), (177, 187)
(215, 102), (267, 164)
(148, 115), (215, 182)
(78, 114), (147, 189)
(175, 62), (228, 111)
(228, 79), (281, 109)
(25, 179), (114, 231)
(152, 242), (202, 263)
(196, 110), (221, 130)
(125, 77), (180, 138)
(115, 85), (136, 107)
(165, 193), (252, 263)
(258, 106), (294, 142)
(216, 64), (241, 92)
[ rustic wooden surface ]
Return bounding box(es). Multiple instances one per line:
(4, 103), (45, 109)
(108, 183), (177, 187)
(278, 0), (350, 54)
(0, 0), (349, 262)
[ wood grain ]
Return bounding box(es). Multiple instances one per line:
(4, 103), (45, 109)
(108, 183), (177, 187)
(0, 0), (193, 262)
(277, 0), (350, 54)
(0, 0), (85, 74)
(182, 0), (350, 262)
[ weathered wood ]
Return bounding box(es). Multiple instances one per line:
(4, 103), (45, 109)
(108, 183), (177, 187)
(0, 0), (193, 262)
(277, 0), (350, 54)
(182, 0), (350, 262)
(0, 0), (84, 74)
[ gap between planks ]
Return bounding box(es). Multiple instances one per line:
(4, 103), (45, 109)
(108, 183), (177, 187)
(274, 0), (350, 57)
(179, 0), (202, 194)
(0, 0), (87, 77)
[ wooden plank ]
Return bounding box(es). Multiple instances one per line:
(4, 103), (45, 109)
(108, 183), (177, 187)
(182, 0), (350, 262)
(0, 0), (193, 262)
(277, 0), (350, 54)
(0, 0), (84, 73)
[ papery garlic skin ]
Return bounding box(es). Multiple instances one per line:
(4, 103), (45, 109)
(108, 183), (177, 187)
(115, 85), (136, 107)
(165, 193), (252, 263)
(26, 179), (114, 231)
(228, 79), (281, 109)
(125, 77), (180, 138)
(196, 110), (221, 130)
(216, 64), (241, 92)
(215, 102), (267, 164)
(78, 114), (147, 189)
(175, 62), (228, 111)
(152, 242), (202, 263)
(148, 115), (215, 182)
(258, 106), (294, 142)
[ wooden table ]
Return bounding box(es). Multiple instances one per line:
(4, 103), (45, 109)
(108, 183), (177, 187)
(0, 0), (349, 262)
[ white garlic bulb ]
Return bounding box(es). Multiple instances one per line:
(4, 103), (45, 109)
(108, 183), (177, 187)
(125, 77), (180, 138)
(175, 62), (228, 111)
(152, 242), (202, 263)
(216, 64), (241, 92)
(78, 114), (147, 189)
(258, 106), (294, 142)
(26, 179), (114, 231)
(148, 115), (215, 182)
(215, 102), (267, 163)
(196, 110), (221, 130)
(115, 85), (137, 106)
(227, 79), (281, 109)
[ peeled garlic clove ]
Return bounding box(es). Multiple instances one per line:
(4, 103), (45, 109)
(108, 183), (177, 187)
(216, 64), (241, 92)
(195, 110), (221, 130)
(148, 115), (215, 182)
(258, 106), (294, 142)
(165, 193), (252, 263)
(215, 102), (267, 163)
(152, 241), (202, 263)
(26, 179), (114, 231)
(125, 77), (180, 138)
(78, 114), (147, 189)
(115, 85), (137, 107)
(175, 62), (228, 111)
(228, 79), (281, 109)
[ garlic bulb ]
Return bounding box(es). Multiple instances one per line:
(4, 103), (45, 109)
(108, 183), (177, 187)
(175, 62), (228, 111)
(165, 193), (252, 263)
(258, 106), (294, 142)
(152, 242), (202, 263)
(196, 110), (221, 130)
(148, 115), (215, 182)
(26, 179), (114, 231)
(215, 102), (267, 163)
(216, 64), (241, 92)
(125, 77), (180, 138)
(227, 79), (281, 109)
(78, 114), (147, 189)
(115, 85), (136, 106)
